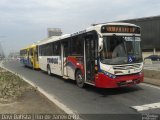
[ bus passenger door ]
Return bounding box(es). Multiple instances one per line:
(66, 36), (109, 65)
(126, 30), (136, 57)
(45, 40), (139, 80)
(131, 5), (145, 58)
(62, 41), (69, 77)
(33, 48), (36, 68)
(29, 48), (34, 68)
(34, 46), (38, 69)
(85, 33), (97, 83)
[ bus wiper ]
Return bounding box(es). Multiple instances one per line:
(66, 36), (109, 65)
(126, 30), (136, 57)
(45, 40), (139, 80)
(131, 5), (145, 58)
(133, 35), (135, 55)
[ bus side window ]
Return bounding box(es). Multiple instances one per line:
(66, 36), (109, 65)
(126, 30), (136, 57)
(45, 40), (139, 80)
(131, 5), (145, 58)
(71, 36), (83, 56)
(85, 31), (98, 58)
(53, 41), (61, 56)
(63, 41), (69, 57)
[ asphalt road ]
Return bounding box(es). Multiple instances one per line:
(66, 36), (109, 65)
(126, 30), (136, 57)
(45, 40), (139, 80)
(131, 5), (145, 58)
(2, 60), (160, 120)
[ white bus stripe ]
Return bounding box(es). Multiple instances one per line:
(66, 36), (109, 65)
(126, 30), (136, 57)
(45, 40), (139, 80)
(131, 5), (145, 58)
(132, 102), (160, 111)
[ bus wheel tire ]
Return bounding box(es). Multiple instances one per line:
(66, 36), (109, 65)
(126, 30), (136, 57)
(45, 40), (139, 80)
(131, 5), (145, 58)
(76, 70), (85, 88)
(32, 66), (34, 70)
(47, 65), (51, 75)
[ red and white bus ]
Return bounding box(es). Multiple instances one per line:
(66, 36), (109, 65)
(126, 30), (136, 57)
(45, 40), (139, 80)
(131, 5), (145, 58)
(38, 23), (144, 88)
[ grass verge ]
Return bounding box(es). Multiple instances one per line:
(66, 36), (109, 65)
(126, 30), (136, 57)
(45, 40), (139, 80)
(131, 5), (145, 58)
(0, 67), (34, 103)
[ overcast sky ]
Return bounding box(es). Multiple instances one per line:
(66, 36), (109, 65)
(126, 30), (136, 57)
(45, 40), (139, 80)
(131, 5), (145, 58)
(0, 0), (160, 55)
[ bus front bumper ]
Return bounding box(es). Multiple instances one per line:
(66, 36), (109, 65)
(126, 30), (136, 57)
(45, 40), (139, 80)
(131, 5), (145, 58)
(95, 72), (144, 88)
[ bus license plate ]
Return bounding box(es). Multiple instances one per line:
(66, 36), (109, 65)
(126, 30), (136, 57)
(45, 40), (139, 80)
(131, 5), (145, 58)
(126, 80), (132, 83)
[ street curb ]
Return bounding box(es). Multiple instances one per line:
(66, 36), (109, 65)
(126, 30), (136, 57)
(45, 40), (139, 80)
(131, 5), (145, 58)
(0, 61), (77, 115)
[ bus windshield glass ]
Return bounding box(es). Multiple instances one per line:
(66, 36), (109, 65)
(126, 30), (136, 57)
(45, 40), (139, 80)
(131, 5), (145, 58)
(100, 36), (143, 65)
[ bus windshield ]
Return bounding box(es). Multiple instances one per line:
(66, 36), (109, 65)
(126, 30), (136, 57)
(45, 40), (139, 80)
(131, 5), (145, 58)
(100, 36), (143, 65)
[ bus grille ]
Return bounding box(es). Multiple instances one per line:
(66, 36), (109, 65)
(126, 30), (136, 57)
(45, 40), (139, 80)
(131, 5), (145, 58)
(112, 64), (141, 70)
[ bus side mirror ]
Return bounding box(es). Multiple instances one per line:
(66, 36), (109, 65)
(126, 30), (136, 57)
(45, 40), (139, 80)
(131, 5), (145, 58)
(98, 38), (103, 52)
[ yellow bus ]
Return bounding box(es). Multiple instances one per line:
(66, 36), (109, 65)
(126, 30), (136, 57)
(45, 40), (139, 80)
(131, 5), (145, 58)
(20, 44), (39, 69)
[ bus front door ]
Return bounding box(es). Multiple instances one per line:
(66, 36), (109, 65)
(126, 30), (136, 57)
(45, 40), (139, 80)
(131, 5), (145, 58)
(85, 36), (96, 83)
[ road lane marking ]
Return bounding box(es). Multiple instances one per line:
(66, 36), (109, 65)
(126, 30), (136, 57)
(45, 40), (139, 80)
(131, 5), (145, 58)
(132, 102), (160, 111)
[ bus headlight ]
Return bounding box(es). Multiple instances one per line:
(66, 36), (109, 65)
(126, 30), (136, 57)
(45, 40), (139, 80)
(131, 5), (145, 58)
(102, 70), (116, 79)
(138, 71), (143, 75)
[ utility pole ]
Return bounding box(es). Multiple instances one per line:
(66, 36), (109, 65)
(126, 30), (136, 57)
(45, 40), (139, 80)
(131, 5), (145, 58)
(0, 41), (5, 59)
(0, 36), (6, 60)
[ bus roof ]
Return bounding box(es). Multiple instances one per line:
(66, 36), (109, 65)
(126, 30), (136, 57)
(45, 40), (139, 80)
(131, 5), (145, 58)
(20, 44), (37, 51)
(38, 22), (140, 46)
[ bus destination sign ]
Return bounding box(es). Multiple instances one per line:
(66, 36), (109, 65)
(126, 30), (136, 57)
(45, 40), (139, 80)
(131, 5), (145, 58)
(101, 25), (140, 34)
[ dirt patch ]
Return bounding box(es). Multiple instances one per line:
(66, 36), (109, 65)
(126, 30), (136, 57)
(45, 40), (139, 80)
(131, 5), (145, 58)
(0, 67), (33, 103)
(0, 67), (65, 114)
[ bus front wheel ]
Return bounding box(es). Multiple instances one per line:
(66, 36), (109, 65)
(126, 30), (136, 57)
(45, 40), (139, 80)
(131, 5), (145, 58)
(76, 70), (85, 88)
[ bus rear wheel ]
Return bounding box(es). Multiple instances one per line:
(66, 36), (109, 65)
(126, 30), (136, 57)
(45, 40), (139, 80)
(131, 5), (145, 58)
(76, 70), (85, 88)
(47, 65), (51, 75)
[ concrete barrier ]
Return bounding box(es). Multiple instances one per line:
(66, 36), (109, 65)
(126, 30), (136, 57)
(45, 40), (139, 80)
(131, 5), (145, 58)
(143, 69), (160, 86)
(144, 59), (152, 64)
(152, 61), (160, 64)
